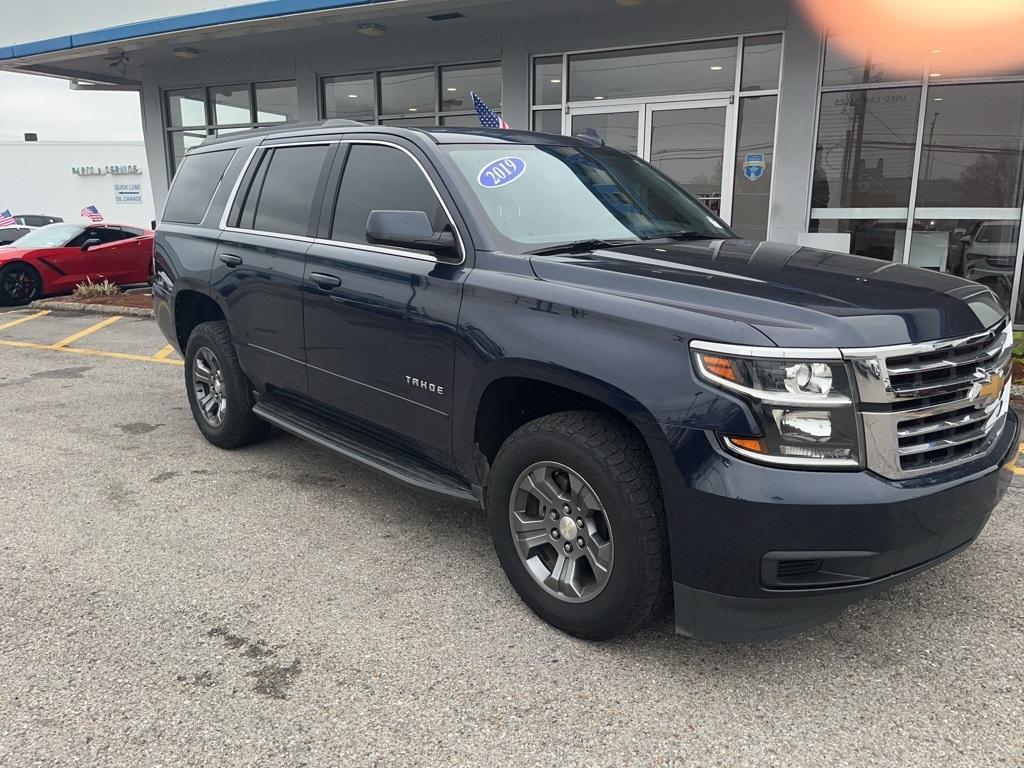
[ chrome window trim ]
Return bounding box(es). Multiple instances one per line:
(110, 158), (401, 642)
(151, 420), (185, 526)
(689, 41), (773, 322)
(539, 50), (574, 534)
(218, 138), (466, 265)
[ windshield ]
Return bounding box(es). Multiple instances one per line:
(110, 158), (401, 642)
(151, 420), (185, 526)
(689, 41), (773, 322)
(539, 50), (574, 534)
(12, 223), (85, 248)
(443, 143), (733, 252)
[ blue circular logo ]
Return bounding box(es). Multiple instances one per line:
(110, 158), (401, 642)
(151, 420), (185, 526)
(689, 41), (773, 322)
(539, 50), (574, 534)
(478, 156), (526, 188)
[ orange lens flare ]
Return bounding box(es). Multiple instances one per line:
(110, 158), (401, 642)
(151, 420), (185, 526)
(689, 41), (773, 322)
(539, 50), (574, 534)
(797, 0), (1024, 78)
(728, 437), (765, 454)
(701, 354), (738, 382)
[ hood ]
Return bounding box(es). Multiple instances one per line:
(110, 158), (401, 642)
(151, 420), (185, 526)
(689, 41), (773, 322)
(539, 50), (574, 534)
(528, 239), (1006, 348)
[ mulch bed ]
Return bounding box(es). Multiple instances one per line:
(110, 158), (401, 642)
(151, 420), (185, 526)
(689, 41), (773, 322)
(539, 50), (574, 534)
(46, 293), (154, 310)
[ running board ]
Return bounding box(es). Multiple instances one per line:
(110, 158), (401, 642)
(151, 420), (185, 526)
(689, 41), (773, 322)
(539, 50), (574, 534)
(253, 395), (477, 504)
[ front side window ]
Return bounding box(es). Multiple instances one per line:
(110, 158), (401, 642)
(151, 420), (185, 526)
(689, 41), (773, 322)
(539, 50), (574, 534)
(443, 144), (731, 251)
(249, 145), (332, 237)
(331, 144), (448, 249)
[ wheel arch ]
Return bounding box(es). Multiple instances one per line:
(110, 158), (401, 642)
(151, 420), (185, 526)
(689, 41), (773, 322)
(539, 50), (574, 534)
(172, 289), (227, 352)
(458, 360), (674, 493)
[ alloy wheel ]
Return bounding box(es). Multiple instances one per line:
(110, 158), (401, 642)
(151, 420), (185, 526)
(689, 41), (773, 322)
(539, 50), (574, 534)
(192, 347), (228, 427)
(2, 267), (36, 302)
(508, 461), (614, 604)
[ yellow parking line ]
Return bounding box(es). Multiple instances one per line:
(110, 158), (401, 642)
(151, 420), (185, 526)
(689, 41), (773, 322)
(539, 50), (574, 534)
(0, 338), (184, 366)
(1012, 442), (1024, 477)
(51, 315), (122, 348)
(153, 344), (176, 360)
(0, 310), (50, 332)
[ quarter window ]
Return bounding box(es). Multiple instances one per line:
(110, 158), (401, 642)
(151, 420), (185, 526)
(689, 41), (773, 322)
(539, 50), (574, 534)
(250, 145), (332, 237)
(331, 145), (448, 250)
(163, 149), (236, 225)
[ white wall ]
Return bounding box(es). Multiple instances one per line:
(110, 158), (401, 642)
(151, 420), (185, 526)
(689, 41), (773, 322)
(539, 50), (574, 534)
(0, 141), (155, 226)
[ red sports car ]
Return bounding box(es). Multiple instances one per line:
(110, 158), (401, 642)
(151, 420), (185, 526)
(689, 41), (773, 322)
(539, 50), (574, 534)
(0, 222), (154, 306)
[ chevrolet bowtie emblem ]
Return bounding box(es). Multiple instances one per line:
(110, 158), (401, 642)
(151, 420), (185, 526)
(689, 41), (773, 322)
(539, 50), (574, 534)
(969, 369), (1004, 404)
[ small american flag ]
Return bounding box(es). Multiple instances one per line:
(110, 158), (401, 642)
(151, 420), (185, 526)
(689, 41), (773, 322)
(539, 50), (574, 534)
(472, 91), (510, 130)
(81, 205), (104, 223)
(0, 209), (15, 227)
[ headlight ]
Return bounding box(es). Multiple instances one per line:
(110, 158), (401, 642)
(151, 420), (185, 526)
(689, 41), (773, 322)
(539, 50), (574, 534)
(692, 341), (861, 468)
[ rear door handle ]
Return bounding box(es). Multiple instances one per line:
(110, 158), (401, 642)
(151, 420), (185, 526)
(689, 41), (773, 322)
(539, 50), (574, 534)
(309, 272), (342, 289)
(219, 254), (243, 268)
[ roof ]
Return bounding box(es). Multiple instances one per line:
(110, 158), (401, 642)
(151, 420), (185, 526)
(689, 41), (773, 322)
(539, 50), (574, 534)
(0, 0), (392, 62)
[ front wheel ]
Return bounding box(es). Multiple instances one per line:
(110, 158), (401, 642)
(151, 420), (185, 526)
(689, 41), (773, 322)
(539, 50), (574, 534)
(486, 411), (670, 640)
(0, 263), (41, 306)
(184, 321), (269, 449)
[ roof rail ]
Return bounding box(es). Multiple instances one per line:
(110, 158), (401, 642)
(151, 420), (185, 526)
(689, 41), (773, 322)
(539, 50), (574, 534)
(319, 118), (368, 128)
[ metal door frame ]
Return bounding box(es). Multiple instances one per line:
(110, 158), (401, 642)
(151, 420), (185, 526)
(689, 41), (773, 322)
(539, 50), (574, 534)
(563, 96), (738, 223)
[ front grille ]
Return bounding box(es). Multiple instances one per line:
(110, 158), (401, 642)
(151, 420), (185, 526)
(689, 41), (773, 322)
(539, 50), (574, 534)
(845, 322), (1012, 480)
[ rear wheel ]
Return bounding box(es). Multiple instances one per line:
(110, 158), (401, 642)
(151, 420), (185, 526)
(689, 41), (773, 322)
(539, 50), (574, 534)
(0, 263), (41, 306)
(486, 411), (670, 640)
(184, 321), (269, 449)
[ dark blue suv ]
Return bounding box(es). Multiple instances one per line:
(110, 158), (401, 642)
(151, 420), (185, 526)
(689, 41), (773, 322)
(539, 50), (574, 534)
(153, 121), (1018, 642)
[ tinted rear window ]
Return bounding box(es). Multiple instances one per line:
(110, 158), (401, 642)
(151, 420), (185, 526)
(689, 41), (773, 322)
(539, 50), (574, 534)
(251, 145), (332, 237)
(163, 149), (236, 225)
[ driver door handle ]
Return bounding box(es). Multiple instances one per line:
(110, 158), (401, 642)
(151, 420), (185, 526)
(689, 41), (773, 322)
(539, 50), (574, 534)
(219, 254), (243, 268)
(309, 272), (342, 289)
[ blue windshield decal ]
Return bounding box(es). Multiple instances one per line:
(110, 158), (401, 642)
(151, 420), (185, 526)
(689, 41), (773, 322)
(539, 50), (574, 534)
(478, 157), (526, 188)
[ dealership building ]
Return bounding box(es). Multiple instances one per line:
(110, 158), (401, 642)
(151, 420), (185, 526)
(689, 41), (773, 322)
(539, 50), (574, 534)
(4, 0), (1024, 323)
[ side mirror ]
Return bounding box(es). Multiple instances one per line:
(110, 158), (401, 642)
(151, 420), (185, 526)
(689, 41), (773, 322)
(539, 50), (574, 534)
(366, 210), (457, 257)
(81, 238), (101, 251)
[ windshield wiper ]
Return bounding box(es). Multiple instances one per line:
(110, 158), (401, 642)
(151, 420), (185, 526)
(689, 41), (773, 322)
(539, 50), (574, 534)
(526, 238), (638, 256)
(643, 230), (714, 242)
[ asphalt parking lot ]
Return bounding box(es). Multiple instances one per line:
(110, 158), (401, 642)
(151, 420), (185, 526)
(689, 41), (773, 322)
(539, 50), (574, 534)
(0, 307), (1022, 768)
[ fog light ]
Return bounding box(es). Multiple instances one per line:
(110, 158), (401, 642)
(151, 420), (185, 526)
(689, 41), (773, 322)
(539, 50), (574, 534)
(777, 410), (832, 441)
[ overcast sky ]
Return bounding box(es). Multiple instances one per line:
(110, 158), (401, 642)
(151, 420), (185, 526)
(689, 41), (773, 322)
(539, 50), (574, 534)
(0, 71), (143, 142)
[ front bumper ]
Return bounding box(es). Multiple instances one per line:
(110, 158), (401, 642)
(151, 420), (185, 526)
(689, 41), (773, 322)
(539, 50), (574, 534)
(659, 408), (1019, 642)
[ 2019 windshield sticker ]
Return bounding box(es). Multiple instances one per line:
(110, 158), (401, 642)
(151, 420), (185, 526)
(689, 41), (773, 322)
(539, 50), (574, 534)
(478, 157), (526, 188)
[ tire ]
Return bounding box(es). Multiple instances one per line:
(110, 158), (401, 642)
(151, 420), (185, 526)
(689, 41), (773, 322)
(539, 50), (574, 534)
(0, 262), (42, 307)
(184, 320), (270, 449)
(486, 411), (670, 640)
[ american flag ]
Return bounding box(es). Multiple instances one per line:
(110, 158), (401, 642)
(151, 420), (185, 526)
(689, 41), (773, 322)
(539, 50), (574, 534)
(0, 209), (15, 227)
(472, 91), (510, 130)
(81, 205), (104, 223)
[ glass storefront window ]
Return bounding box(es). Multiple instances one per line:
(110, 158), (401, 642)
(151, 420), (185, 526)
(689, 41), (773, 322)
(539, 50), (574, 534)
(822, 35), (921, 87)
(569, 112), (639, 154)
(916, 82), (1024, 208)
(911, 218), (1020, 309)
(533, 109), (561, 134)
(166, 89), (205, 128)
(322, 74), (375, 121)
(741, 35), (782, 92)
(254, 81), (298, 124)
(807, 218), (909, 261)
(379, 116), (436, 127)
(568, 40), (737, 102)
(441, 62), (500, 112)
(380, 69), (435, 116)
(814, 87), (922, 209)
(168, 130), (207, 173)
(649, 106), (728, 215)
(534, 56), (563, 106)
(210, 84), (252, 126)
(732, 96), (778, 240)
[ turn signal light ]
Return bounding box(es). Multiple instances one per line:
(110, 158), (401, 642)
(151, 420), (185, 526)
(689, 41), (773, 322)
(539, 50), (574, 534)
(700, 354), (738, 382)
(726, 437), (765, 454)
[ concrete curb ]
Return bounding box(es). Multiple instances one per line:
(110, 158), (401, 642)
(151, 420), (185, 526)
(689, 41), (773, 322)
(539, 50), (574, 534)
(29, 299), (154, 318)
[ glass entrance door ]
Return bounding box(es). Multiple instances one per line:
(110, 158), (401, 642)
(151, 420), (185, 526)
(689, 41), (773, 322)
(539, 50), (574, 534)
(565, 98), (736, 221)
(643, 100), (734, 220)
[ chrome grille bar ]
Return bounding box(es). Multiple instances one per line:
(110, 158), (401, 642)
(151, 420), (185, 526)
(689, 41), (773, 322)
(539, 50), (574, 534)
(843, 320), (1012, 480)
